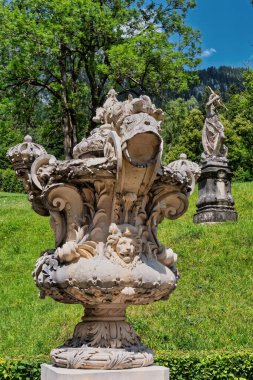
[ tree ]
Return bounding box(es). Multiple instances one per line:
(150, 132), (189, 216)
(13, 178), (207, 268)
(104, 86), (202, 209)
(0, 0), (201, 158)
(223, 115), (253, 181)
(0, 97), (23, 169)
(162, 96), (198, 158)
(223, 69), (253, 180)
(164, 107), (203, 163)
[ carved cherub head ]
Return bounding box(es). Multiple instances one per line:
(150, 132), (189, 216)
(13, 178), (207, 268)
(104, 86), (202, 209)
(106, 223), (141, 265)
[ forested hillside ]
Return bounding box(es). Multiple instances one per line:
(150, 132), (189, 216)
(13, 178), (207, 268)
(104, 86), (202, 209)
(187, 66), (245, 101)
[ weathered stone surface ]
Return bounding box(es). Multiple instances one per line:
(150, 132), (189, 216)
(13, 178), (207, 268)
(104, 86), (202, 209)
(8, 91), (199, 370)
(194, 160), (238, 224)
(202, 87), (227, 161)
(41, 364), (169, 380)
(194, 88), (237, 224)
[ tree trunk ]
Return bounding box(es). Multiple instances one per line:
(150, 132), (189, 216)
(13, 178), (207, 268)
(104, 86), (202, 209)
(86, 93), (101, 136)
(62, 107), (78, 159)
(59, 43), (78, 159)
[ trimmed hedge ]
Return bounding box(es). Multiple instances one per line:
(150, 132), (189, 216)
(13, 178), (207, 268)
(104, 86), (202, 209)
(1, 352), (253, 379)
(0, 358), (45, 380)
(0, 169), (24, 193)
(155, 351), (253, 379)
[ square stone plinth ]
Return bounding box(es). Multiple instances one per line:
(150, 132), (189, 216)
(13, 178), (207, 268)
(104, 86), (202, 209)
(41, 364), (169, 380)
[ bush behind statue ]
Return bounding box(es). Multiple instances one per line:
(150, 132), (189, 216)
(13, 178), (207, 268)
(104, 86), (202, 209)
(1, 352), (253, 379)
(0, 169), (24, 193)
(156, 351), (253, 379)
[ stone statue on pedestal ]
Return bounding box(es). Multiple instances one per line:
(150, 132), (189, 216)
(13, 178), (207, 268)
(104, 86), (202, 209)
(194, 87), (238, 224)
(8, 91), (199, 370)
(202, 87), (228, 160)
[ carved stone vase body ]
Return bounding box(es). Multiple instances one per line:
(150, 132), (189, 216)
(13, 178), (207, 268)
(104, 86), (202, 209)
(194, 89), (238, 224)
(8, 91), (199, 370)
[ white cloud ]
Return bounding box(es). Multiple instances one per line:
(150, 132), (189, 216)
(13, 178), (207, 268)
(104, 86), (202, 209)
(201, 48), (217, 58)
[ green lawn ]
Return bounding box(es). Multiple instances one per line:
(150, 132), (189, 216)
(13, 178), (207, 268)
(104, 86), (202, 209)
(0, 183), (253, 358)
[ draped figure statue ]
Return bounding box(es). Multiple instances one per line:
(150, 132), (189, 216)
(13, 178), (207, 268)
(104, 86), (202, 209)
(202, 87), (227, 160)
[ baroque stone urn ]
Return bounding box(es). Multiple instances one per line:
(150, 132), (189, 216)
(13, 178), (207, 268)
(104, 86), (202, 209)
(8, 91), (199, 370)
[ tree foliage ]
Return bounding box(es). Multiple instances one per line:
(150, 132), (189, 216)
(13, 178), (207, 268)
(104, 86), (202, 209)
(164, 107), (203, 163)
(0, 97), (23, 169)
(223, 69), (253, 180)
(0, 0), (201, 158)
(162, 96), (198, 158)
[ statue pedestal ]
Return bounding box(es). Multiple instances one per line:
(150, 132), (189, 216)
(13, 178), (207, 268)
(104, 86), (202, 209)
(41, 364), (169, 380)
(194, 160), (238, 224)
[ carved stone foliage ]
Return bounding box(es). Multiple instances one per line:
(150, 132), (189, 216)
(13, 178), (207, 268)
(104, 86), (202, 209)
(51, 347), (154, 370)
(67, 321), (141, 349)
(51, 304), (153, 369)
(8, 90), (199, 370)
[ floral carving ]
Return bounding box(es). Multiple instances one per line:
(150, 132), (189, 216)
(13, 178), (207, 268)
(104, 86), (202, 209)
(51, 347), (153, 370)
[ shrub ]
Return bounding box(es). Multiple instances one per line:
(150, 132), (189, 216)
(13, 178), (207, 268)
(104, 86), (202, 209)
(0, 169), (24, 193)
(0, 358), (45, 380)
(1, 352), (253, 379)
(155, 351), (253, 379)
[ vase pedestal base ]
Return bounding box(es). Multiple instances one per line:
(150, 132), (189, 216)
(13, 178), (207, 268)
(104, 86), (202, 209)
(50, 305), (154, 370)
(41, 364), (169, 380)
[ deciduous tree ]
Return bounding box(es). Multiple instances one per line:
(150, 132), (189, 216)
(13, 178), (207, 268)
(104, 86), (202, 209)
(0, 0), (201, 158)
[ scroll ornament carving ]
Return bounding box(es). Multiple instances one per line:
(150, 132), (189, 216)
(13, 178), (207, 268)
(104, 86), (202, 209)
(8, 90), (200, 370)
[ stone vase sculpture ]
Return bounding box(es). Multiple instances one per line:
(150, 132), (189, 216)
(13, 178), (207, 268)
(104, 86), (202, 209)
(8, 91), (199, 370)
(194, 87), (238, 224)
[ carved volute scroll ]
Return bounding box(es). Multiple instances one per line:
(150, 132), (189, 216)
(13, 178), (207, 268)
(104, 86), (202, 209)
(8, 91), (200, 370)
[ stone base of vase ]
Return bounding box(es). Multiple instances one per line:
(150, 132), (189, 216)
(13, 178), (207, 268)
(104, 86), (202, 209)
(41, 364), (169, 380)
(50, 305), (154, 370)
(51, 346), (154, 370)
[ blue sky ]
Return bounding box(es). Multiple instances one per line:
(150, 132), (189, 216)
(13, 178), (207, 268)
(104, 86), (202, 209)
(187, 0), (253, 68)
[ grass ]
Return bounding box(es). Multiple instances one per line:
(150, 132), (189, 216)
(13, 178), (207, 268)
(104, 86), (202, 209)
(0, 183), (253, 358)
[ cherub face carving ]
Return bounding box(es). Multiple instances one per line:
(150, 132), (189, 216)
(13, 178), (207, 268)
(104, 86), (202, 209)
(105, 224), (141, 266)
(115, 235), (136, 264)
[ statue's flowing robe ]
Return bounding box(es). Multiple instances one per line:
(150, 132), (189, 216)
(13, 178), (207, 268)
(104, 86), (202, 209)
(202, 110), (226, 157)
